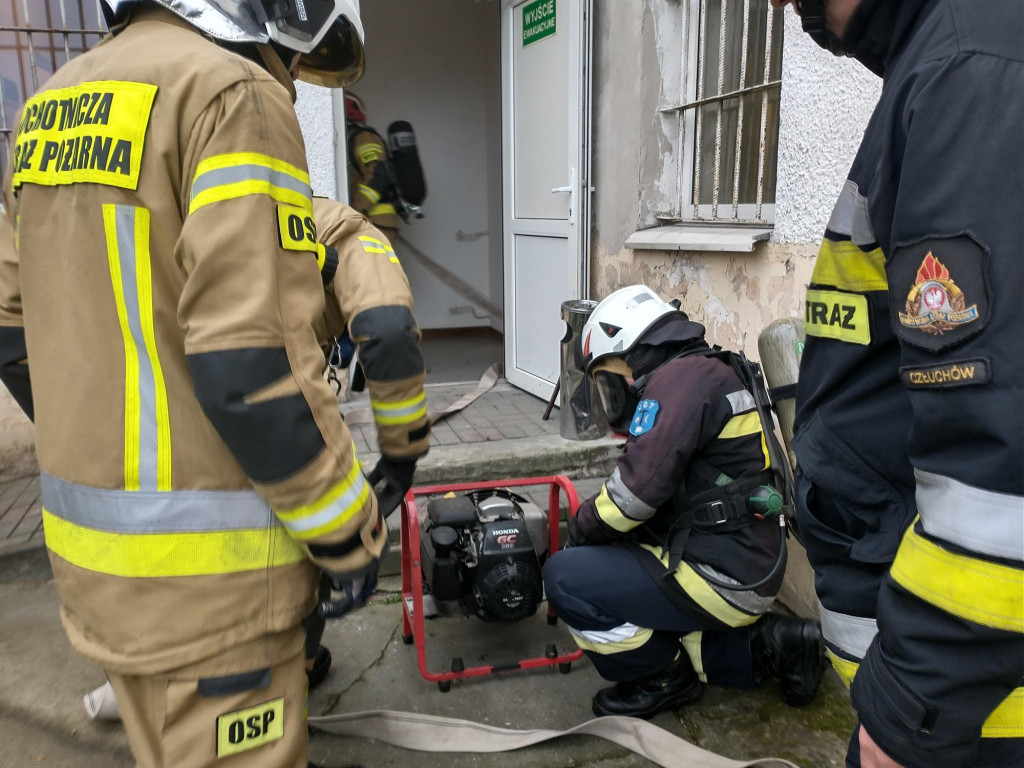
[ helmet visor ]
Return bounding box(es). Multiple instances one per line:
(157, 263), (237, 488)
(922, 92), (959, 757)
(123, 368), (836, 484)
(593, 370), (637, 434)
(295, 16), (365, 87)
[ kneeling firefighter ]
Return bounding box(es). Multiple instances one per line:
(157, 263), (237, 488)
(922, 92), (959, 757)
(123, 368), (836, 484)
(545, 285), (824, 718)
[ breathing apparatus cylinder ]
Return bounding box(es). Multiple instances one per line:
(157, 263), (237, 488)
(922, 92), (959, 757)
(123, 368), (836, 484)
(757, 318), (804, 469)
(387, 121), (427, 208)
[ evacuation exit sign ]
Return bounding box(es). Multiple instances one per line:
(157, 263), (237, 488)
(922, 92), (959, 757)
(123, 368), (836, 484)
(523, 0), (556, 46)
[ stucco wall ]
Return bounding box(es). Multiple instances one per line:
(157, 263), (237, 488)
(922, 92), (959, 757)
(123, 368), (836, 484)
(295, 82), (339, 200)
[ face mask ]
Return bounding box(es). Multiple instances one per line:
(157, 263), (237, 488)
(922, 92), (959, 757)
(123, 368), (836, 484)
(593, 371), (639, 433)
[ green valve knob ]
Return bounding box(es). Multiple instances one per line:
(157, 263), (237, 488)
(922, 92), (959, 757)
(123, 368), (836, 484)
(749, 485), (784, 518)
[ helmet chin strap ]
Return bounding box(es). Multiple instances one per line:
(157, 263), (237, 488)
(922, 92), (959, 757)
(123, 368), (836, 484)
(793, 0), (850, 56)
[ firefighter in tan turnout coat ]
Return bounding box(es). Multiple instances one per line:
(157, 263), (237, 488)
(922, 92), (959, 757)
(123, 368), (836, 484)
(0, 0), (390, 765)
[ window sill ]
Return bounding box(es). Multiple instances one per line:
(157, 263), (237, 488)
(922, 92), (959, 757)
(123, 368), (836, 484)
(626, 224), (772, 253)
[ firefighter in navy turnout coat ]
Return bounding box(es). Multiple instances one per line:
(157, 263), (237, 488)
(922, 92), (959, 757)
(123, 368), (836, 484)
(774, 1), (1024, 766)
(545, 285), (824, 719)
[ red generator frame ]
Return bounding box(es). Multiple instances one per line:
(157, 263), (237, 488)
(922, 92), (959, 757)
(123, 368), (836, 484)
(399, 475), (585, 692)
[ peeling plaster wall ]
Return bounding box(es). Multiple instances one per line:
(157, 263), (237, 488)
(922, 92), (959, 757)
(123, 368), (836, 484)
(294, 82), (339, 199)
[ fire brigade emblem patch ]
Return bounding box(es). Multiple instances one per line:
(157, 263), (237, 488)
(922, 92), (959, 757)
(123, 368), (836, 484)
(889, 235), (989, 352)
(899, 252), (978, 334)
(630, 399), (659, 436)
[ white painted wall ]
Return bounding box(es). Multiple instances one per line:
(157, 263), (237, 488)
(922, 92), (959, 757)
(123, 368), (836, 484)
(295, 81), (339, 199)
(773, 9), (881, 243)
(356, 0), (503, 330)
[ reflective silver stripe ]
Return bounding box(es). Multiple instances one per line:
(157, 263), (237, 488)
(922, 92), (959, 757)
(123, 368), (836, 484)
(826, 179), (877, 247)
(726, 389), (755, 414)
(916, 469), (1024, 561)
(41, 473), (276, 533)
(818, 600), (877, 660)
(280, 472), (369, 535)
(569, 622), (643, 646)
(190, 164), (312, 202)
(111, 205), (159, 491)
(606, 467), (656, 521)
(694, 564), (777, 615)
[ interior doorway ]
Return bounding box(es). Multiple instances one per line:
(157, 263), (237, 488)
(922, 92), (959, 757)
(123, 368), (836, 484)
(354, 0), (504, 385)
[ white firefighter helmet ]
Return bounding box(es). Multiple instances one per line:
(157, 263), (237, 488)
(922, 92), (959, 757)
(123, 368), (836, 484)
(580, 285), (679, 374)
(101, 0), (365, 87)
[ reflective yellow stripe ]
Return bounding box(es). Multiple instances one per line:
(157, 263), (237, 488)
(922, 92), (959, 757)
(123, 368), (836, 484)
(594, 485), (638, 533)
(682, 632), (707, 683)
(367, 202), (398, 217)
(804, 289), (871, 346)
(719, 411), (761, 439)
(982, 688), (1024, 739)
(358, 234), (394, 255)
(189, 152), (312, 214)
(891, 523), (1024, 633)
(826, 649), (859, 688)
(716, 412), (769, 469)
(371, 393), (427, 425)
(103, 206), (172, 491)
(275, 457), (370, 541)
(42, 509), (305, 577)
(133, 211), (172, 491)
(358, 184), (380, 204)
(103, 206), (141, 491)
(569, 624), (654, 655)
(639, 543), (760, 627)
(811, 239), (888, 292)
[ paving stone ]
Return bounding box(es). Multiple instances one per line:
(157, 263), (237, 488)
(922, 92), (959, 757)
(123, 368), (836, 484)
(517, 422), (547, 437)
(431, 423), (462, 446)
(497, 424), (527, 439)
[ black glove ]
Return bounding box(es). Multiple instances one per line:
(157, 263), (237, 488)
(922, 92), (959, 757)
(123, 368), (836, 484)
(563, 516), (589, 550)
(368, 455), (417, 518)
(318, 559), (381, 619)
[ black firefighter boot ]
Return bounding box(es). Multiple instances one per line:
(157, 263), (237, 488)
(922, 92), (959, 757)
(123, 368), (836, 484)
(592, 653), (703, 719)
(751, 613), (825, 707)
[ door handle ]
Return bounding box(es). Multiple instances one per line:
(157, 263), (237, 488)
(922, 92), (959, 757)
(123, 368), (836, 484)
(549, 167), (576, 225)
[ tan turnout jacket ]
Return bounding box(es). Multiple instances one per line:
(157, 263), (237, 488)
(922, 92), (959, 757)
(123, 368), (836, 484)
(0, 6), (384, 677)
(346, 127), (400, 234)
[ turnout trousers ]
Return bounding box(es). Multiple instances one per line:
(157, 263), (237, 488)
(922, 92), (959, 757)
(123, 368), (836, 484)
(546, 544), (759, 686)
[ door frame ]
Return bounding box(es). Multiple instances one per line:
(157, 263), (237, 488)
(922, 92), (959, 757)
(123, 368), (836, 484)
(500, 0), (593, 400)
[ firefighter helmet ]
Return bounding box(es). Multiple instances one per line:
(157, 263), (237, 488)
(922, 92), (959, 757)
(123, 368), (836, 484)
(100, 0), (365, 87)
(344, 91), (367, 123)
(580, 285), (679, 374)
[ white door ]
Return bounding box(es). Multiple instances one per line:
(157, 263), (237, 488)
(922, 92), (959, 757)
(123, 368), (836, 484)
(502, 0), (592, 400)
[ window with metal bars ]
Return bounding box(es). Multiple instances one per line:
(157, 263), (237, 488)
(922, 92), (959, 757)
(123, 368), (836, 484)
(0, 0), (107, 180)
(660, 0), (783, 226)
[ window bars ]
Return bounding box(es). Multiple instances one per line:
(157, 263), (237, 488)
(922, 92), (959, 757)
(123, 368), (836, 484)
(0, 0), (107, 179)
(661, 0), (783, 225)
